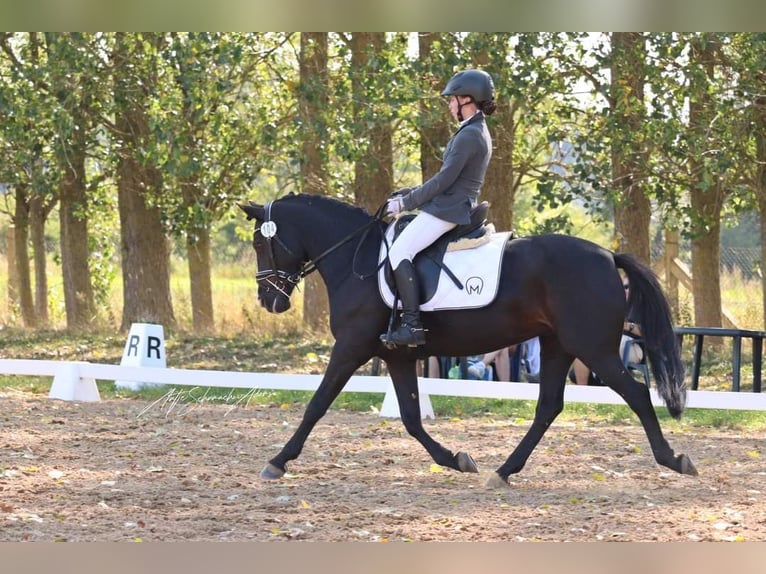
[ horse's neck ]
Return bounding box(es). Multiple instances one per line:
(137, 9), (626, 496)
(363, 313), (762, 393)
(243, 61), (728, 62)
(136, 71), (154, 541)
(301, 209), (379, 285)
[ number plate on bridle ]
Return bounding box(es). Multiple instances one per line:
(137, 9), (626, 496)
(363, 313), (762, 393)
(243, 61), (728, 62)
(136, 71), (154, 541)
(261, 220), (278, 238)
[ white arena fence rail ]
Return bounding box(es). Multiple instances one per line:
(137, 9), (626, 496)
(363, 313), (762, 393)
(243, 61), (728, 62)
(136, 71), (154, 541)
(1, 358), (766, 412)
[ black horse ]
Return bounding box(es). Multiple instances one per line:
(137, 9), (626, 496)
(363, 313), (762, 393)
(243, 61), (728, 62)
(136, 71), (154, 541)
(239, 193), (697, 487)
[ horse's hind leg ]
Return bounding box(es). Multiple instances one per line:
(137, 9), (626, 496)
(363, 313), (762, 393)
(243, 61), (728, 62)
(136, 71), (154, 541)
(261, 342), (367, 480)
(491, 337), (573, 487)
(386, 359), (478, 473)
(591, 358), (697, 476)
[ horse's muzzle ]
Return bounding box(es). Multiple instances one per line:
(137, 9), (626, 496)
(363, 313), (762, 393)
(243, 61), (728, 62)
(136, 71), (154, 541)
(259, 292), (291, 314)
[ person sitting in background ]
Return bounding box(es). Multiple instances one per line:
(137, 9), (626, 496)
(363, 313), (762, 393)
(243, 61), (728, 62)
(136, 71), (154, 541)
(433, 338), (540, 382)
(443, 354), (494, 380)
(465, 347), (514, 381)
(424, 351), (505, 381)
(571, 277), (643, 385)
(483, 338), (541, 382)
(520, 337), (541, 383)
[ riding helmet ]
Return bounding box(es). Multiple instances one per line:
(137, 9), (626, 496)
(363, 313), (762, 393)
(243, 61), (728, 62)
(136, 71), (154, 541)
(441, 69), (495, 103)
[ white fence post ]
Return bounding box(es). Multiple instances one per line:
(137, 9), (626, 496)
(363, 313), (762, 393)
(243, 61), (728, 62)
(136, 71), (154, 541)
(48, 362), (100, 402)
(379, 380), (434, 419)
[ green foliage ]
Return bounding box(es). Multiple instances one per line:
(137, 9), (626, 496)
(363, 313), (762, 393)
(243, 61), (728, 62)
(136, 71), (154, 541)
(2, 32), (766, 332)
(647, 33), (757, 240)
(155, 33), (297, 237)
(86, 180), (119, 310)
(1, 34), (122, 321)
(0, 33), (59, 201)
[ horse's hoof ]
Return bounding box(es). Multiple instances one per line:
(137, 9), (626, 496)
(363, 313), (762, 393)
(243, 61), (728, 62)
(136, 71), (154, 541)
(485, 472), (510, 489)
(679, 454), (698, 476)
(456, 452), (479, 473)
(260, 463), (285, 480)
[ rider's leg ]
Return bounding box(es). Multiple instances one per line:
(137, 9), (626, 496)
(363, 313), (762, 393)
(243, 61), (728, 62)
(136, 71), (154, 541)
(383, 212), (456, 347)
(387, 259), (426, 346)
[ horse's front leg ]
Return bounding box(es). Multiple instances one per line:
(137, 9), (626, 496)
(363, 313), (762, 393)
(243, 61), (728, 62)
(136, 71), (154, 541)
(386, 358), (478, 473)
(261, 343), (367, 480)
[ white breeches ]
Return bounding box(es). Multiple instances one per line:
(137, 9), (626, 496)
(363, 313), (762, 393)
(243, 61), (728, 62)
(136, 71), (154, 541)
(388, 211), (457, 269)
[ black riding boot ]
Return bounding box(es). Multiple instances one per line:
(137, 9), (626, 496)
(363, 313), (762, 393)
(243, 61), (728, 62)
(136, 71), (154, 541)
(383, 260), (426, 347)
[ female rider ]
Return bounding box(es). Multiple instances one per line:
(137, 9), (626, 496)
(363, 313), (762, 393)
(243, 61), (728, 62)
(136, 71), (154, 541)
(382, 69), (496, 347)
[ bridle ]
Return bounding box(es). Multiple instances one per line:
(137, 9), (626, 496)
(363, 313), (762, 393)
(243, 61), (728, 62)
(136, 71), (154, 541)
(253, 202), (302, 298)
(253, 200), (388, 298)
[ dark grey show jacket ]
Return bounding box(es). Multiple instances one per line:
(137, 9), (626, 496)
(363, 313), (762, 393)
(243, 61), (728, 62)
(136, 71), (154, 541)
(401, 111), (492, 225)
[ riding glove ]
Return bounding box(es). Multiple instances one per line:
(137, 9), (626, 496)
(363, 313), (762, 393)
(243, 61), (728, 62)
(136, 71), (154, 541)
(386, 196), (404, 216)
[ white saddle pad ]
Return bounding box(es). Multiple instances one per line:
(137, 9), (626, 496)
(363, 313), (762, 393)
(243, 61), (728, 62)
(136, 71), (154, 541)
(378, 226), (511, 312)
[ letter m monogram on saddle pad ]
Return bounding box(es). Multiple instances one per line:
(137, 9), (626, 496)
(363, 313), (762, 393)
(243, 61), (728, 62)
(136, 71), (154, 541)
(378, 218), (511, 312)
(465, 276), (484, 295)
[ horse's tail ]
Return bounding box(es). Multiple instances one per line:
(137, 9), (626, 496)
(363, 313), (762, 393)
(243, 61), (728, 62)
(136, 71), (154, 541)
(614, 253), (686, 419)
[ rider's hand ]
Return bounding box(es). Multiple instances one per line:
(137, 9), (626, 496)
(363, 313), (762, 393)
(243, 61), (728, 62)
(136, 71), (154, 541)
(386, 196), (404, 216)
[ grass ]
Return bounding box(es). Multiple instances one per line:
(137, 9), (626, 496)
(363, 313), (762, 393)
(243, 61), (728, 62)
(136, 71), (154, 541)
(4, 375), (766, 432)
(0, 251), (307, 336)
(720, 268), (764, 331)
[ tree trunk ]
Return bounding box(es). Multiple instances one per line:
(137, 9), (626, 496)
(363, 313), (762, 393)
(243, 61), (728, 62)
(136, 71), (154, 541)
(58, 140), (96, 329)
(610, 33), (651, 262)
(170, 36), (216, 334)
(29, 194), (49, 326)
(471, 37), (518, 232)
(115, 145), (175, 331)
(179, 150), (215, 333)
(351, 33), (393, 214)
(6, 225), (18, 311)
(186, 228), (214, 333)
(13, 185), (36, 327)
(480, 95), (516, 233)
(688, 36), (723, 328)
(113, 33), (175, 331)
(755, 95), (766, 329)
(690, 200), (723, 328)
(44, 32), (97, 330)
(299, 32), (330, 333)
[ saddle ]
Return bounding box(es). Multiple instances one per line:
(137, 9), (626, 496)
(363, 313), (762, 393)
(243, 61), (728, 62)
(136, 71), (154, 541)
(383, 202), (492, 302)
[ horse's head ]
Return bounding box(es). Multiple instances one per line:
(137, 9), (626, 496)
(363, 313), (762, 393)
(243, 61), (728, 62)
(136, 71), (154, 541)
(239, 200), (307, 314)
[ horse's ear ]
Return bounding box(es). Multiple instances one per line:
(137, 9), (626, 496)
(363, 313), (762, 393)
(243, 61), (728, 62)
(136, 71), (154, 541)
(238, 202), (264, 221)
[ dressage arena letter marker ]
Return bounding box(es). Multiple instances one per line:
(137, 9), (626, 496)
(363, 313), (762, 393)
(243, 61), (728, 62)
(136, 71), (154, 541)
(125, 334), (162, 360)
(114, 323), (167, 391)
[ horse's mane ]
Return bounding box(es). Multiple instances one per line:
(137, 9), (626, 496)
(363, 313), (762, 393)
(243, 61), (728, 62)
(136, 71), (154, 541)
(278, 193), (374, 224)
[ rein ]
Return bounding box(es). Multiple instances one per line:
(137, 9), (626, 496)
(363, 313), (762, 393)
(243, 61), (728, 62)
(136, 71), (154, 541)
(255, 199), (389, 294)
